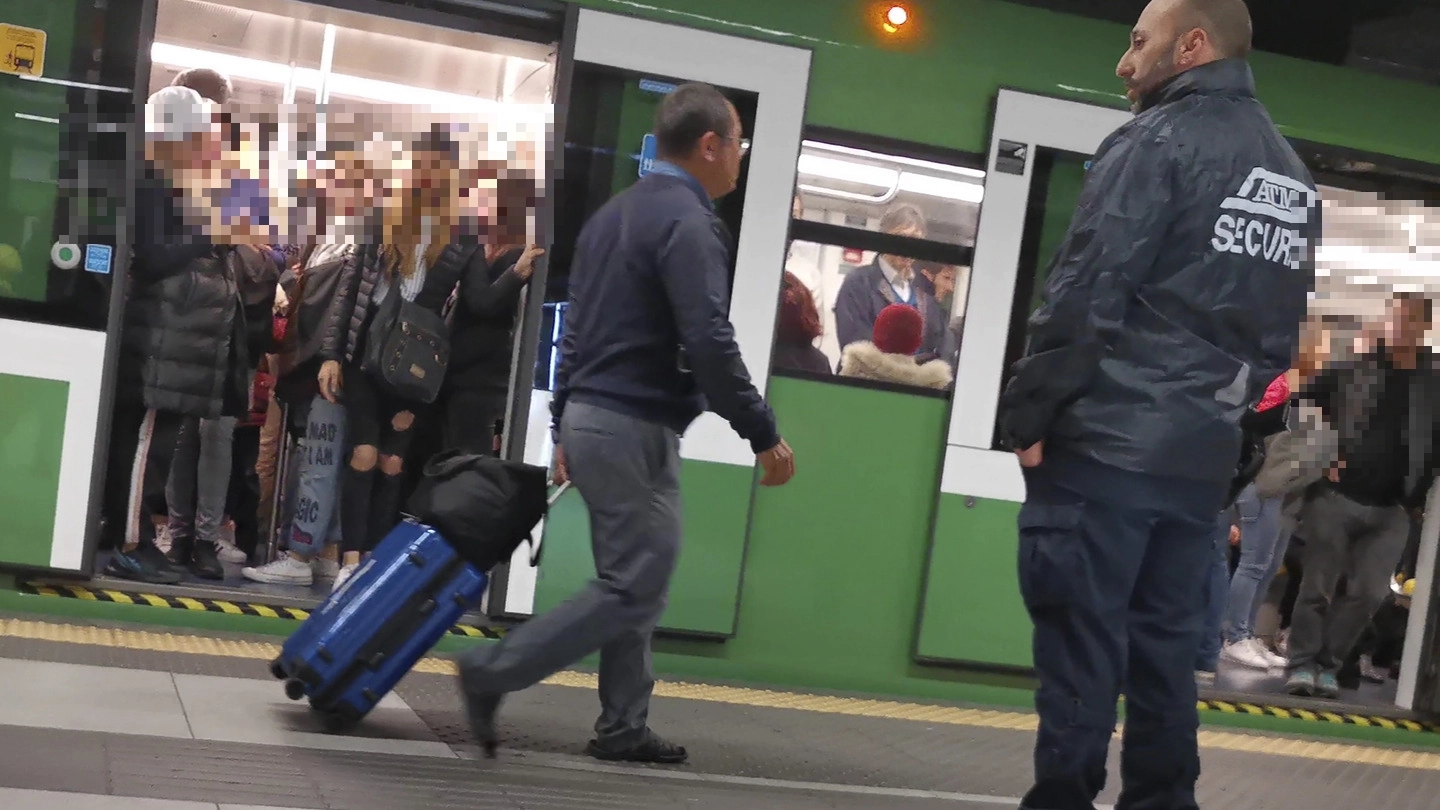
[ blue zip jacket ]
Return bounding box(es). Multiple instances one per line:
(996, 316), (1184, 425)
(551, 165), (779, 453)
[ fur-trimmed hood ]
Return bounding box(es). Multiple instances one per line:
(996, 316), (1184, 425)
(839, 341), (953, 390)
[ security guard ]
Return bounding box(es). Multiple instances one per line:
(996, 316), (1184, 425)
(996, 1), (1315, 808)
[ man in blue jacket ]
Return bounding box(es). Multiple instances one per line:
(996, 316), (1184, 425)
(995, 1), (1315, 808)
(459, 82), (795, 764)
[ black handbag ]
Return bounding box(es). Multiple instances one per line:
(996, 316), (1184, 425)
(405, 450), (553, 572)
(361, 284), (451, 404)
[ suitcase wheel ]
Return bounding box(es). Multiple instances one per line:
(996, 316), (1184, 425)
(269, 658), (287, 680)
(284, 678), (307, 701)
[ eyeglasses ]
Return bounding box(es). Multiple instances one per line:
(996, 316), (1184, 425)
(721, 135), (751, 156)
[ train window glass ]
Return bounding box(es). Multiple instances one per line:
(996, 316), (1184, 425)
(797, 140), (983, 247)
(534, 66), (759, 390)
(773, 135), (982, 395)
(0, 3), (142, 330)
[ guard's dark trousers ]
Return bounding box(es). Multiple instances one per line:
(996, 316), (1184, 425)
(1017, 450), (1227, 810)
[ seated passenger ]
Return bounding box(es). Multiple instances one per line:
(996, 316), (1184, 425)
(771, 272), (831, 375)
(838, 304), (952, 390)
(833, 203), (946, 359)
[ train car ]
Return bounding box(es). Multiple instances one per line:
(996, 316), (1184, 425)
(2, 0), (1440, 723)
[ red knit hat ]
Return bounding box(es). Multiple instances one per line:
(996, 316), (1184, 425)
(1256, 373), (1290, 412)
(873, 304), (924, 355)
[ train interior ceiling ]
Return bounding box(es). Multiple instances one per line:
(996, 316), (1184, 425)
(43, 0), (1440, 715)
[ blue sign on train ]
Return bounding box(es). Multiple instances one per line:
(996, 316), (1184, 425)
(639, 133), (658, 178)
(639, 78), (677, 95)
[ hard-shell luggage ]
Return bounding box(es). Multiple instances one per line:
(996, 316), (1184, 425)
(270, 519), (486, 731)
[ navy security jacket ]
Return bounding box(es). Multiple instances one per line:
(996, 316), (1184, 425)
(551, 166), (780, 453)
(997, 59), (1317, 483)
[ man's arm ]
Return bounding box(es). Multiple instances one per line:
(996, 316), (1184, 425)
(833, 271), (871, 351)
(658, 214), (779, 454)
(549, 286), (579, 444)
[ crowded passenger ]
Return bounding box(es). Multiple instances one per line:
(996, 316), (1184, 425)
(838, 303), (952, 389)
(833, 203), (947, 362)
(771, 271), (832, 375)
(1285, 292), (1439, 698)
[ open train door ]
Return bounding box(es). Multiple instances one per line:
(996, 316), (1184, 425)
(487, 8), (810, 624)
(1399, 482), (1440, 715)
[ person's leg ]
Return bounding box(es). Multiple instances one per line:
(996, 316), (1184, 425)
(1285, 489), (1357, 694)
(243, 396), (347, 585)
(255, 389), (284, 534)
(444, 390), (506, 456)
(164, 416), (202, 563)
(1195, 513), (1230, 676)
(188, 416), (237, 578)
(1016, 456), (1152, 810)
(100, 402), (145, 551)
(1221, 491), (1288, 666)
(458, 402), (683, 760)
(338, 367), (380, 575)
(106, 410), (186, 583)
(367, 403), (417, 553)
(228, 424), (262, 557)
(1323, 505), (1412, 684)
(1117, 479), (1227, 810)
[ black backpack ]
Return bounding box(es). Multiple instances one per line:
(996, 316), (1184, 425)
(405, 450), (551, 572)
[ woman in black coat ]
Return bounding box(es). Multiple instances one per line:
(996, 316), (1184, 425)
(441, 243), (544, 454)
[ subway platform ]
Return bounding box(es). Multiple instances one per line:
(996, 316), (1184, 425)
(0, 615), (1437, 810)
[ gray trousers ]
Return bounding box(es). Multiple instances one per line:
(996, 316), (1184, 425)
(459, 401), (682, 748)
(1288, 487), (1410, 671)
(167, 416), (238, 547)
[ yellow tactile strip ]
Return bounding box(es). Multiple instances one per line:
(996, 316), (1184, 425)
(18, 581), (503, 639)
(2, 618), (1439, 771)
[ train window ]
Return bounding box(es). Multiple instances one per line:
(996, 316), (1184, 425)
(0, 4), (142, 330)
(773, 134), (982, 395)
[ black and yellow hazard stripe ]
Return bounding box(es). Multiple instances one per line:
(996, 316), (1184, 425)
(18, 580), (504, 640)
(1199, 699), (1440, 733)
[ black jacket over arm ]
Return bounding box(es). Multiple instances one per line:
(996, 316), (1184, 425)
(997, 59), (1316, 484)
(448, 247), (522, 394)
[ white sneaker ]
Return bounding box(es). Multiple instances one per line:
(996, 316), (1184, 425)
(312, 557), (340, 582)
(1259, 643), (1289, 669)
(1220, 638), (1276, 670)
(216, 539), (249, 565)
(242, 554), (314, 586)
(332, 563), (359, 594)
(1274, 628), (1290, 658)
(216, 522), (248, 564)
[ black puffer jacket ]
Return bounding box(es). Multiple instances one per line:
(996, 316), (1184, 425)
(998, 59), (1317, 483)
(120, 172), (249, 418)
(447, 246), (523, 394)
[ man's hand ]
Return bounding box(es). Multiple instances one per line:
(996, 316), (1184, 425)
(1229, 524), (1242, 547)
(1326, 457), (1345, 483)
(757, 438), (795, 487)
(551, 444), (569, 486)
(1015, 441), (1044, 468)
(514, 244), (545, 281)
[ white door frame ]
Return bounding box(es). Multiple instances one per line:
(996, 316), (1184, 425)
(500, 9), (811, 615)
(940, 89), (1129, 504)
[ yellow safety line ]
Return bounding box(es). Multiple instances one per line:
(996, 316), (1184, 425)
(0, 617), (1437, 769)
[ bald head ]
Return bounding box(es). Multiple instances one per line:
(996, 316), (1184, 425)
(1174, 0), (1253, 59)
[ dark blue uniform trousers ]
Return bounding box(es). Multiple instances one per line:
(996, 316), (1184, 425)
(1017, 450), (1228, 810)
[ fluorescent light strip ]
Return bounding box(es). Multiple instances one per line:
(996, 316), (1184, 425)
(802, 139), (986, 179)
(150, 42), (551, 122)
(14, 112), (59, 125)
(797, 153), (984, 204)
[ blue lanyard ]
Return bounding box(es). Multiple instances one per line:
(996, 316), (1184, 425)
(887, 277), (915, 307)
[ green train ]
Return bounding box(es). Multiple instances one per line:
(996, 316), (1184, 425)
(1, 0), (1438, 725)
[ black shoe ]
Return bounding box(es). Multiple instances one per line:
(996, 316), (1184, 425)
(458, 665), (502, 758)
(104, 543), (184, 585)
(586, 732), (688, 765)
(190, 541), (224, 581)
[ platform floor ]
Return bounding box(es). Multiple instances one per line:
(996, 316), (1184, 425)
(0, 615), (1437, 810)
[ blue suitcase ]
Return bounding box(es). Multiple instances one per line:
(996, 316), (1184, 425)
(270, 519), (487, 730)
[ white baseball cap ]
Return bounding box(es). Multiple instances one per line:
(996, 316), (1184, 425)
(145, 85), (214, 143)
